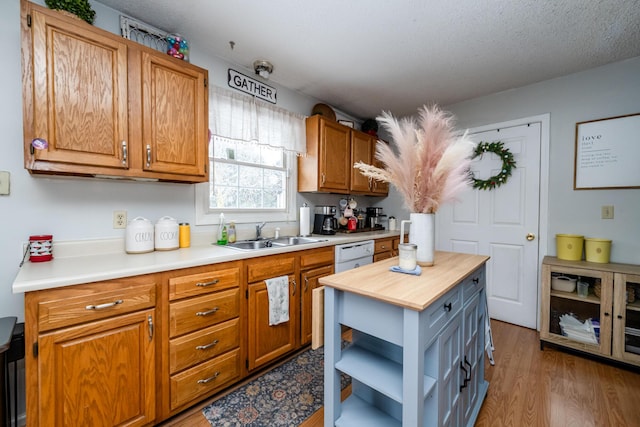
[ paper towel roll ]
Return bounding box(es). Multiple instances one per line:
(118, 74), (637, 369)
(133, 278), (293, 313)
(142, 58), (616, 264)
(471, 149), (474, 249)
(300, 205), (311, 236)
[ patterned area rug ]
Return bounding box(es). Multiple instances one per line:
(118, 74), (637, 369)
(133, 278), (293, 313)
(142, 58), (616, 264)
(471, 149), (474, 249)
(202, 345), (350, 426)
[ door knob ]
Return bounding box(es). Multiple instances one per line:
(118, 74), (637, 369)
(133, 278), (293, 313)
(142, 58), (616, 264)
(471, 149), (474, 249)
(526, 233), (535, 241)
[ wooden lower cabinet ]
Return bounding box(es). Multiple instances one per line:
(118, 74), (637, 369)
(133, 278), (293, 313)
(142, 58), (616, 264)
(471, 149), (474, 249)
(246, 253), (298, 371)
(163, 261), (244, 416)
(300, 246), (334, 346)
(24, 275), (158, 427)
(540, 256), (640, 368)
(374, 237), (394, 262)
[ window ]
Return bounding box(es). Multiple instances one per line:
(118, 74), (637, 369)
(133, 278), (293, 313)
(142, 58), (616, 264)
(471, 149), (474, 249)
(211, 136), (287, 210)
(195, 87), (305, 225)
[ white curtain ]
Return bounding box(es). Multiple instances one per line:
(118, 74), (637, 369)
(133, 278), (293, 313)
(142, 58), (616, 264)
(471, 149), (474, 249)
(210, 86), (307, 155)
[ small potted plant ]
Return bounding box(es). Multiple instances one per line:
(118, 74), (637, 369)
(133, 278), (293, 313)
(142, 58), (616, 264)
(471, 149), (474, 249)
(45, 0), (96, 24)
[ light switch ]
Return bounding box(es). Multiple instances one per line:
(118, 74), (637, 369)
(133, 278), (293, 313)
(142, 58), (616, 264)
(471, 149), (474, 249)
(0, 171), (9, 195)
(601, 205), (614, 219)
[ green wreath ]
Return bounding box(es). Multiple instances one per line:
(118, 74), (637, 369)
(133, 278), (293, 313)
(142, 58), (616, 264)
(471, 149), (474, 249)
(470, 141), (516, 190)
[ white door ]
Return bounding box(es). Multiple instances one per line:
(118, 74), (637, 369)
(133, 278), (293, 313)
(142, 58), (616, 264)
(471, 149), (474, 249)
(437, 122), (541, 328)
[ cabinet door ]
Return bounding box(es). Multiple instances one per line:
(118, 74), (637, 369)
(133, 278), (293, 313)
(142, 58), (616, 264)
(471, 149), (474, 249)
(460, 292), (481, 425)
(438, 315), (462, 427)
(540, 263), (613, 357)
(38, 309), (156, 427)
(300, 265), (333, 345)
(350, 131), (374, 193)
(613, 273), (640, 365)
(319, 119), (351, 192)
(140, 52), (208, 179)
(371, 140), (389, 195)
(247, 275), (298, 370)
(27, 7), (128, 171)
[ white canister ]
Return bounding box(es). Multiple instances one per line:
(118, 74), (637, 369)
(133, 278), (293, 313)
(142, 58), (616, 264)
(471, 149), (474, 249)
(155, 216), (179, 250)
(125, 217), (154, 254)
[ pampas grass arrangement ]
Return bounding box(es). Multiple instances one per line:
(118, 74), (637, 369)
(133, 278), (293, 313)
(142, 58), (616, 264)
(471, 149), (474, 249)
(354, 105), (474, 214)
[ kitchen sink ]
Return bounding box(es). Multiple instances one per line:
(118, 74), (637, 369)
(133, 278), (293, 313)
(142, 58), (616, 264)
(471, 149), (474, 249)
(225, 236), (326, 251)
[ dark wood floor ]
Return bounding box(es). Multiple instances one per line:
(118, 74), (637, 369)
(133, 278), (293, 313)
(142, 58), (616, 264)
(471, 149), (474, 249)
(163, 320), (640, 426)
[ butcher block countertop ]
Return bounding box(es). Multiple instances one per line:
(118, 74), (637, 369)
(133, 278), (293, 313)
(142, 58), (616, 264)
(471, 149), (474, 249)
(319, 251), (490, 311)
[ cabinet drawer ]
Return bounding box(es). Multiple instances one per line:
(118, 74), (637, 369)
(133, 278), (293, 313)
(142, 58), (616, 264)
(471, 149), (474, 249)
(246, 255), (296, 283)
(462, 267), (485, 302)
(170, 289), (240, 337)
(169, 263), (241, 301)
(169, 318), (240, 374)
(37, 279), (156, 332)
(300, 246), (334, 270)
(374, 252), (394, 262)
(421, 286), (462, 343)
(375, 238), (393, 254)
(170, 348), (241, 410)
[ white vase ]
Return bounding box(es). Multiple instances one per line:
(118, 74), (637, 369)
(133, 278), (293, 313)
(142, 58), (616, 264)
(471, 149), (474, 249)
(409, 212), (435, 266)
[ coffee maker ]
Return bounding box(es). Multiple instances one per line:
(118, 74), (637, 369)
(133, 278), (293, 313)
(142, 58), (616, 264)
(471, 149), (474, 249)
(313, 206), (338, 235)
(366, 207), (386, 230)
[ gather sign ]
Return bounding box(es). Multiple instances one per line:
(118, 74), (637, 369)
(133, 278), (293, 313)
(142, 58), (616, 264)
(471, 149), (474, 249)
(228, 69), (277, 104)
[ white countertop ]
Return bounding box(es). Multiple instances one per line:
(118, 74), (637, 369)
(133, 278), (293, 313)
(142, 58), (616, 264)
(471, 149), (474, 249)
(12, 230), (400, 293)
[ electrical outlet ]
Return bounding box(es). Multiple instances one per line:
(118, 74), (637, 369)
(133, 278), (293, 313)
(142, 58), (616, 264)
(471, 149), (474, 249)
(113, 210), (127, 229)
(0, 171), (9, 195)
(601, 205), (614, 219)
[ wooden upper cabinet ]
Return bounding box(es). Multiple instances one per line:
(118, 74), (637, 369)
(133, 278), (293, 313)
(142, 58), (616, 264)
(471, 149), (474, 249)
(298, 115), (351, 193)
(138, 51), (207, 178)
(350, 130), (374, 193)
(21, 0), (209, 182)
(298, 115), (388, 195)
(26, 5), (128, 170)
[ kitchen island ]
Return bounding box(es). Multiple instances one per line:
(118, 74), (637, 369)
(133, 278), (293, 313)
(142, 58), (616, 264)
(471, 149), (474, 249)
(321, 251), (489, 427)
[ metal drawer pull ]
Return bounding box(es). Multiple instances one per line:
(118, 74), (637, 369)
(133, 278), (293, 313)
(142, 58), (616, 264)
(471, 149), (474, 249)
(292, 279), (297, 296)
(472, 277), (479, 284)
(86, 299), (123, 310)
(197, 372), (220, 384)
(196, 339), (219, 350)
(196, 307), (219, 316)
(443, 302), (452, 312)
(304, 277), (309, 292)
(459, 361), (468, 392)
(196, 279), (220, 287)
(146, 144), (151, 167)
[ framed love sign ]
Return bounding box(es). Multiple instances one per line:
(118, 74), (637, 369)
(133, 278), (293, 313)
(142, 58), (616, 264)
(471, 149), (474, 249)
(574, 113), (640, 190)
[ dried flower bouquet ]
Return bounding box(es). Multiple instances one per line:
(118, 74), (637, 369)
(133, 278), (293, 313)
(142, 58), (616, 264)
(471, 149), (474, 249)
(354, 105), (474, 214)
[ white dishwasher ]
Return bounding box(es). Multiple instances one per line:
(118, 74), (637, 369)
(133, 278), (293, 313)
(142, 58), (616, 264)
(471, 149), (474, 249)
(334, 240), (375, 273)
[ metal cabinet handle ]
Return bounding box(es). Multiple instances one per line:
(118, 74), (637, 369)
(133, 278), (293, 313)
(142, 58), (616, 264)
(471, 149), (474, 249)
(196, 307), (219, 316)
(85, 299), (123, 310)
(146, 144), (151, 167)
(121, 141), (128, 166)
(196, 279), (220, 287)
(443, 302), (452, 312)
(304, 276), (309, 292)
(291, 279), (297, 296)
(197, 372), (220, 384)
(464, 356), (472, 382)
(472, 277), (479, 284)
(196, 339), (219, 350)
(459, 361), (468, 392)
(321, 173), (326, 185)
(147, 315), (154, 341)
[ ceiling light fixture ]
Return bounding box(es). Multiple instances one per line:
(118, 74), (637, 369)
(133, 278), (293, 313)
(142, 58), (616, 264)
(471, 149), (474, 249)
(253, 60), (273, 79)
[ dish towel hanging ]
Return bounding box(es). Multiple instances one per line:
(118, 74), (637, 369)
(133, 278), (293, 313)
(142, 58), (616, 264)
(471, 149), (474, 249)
(265, 275), (289, 326)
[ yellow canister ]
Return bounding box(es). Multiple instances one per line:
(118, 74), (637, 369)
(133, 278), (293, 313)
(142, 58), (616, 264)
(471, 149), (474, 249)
(179, 223), (190, 248)
(585, 238), (611, 263)
(556, 234), (584, 261)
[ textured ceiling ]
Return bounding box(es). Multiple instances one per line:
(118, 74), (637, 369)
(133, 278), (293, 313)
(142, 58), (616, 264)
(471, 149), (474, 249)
(98, 0), (640, 119)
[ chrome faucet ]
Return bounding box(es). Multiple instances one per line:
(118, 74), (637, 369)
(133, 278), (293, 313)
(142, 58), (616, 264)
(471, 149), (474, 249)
(256, 222), (266, 240)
